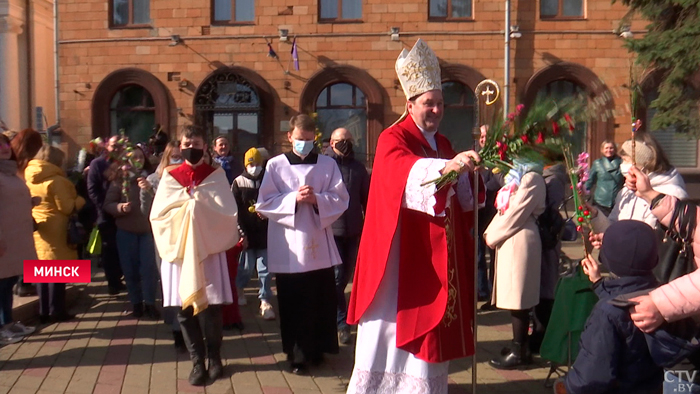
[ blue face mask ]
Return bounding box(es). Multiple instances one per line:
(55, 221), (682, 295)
(293, 139), (315, 156)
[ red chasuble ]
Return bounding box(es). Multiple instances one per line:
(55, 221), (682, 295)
(348, 116), (484, 363)
(169, 162), (216, 189)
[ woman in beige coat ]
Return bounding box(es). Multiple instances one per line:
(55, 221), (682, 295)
(0, 134), (37, 344)
(484, 163), (546, 369)
(25, 145), (85, 323)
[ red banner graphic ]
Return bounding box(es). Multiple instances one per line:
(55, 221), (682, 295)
(23, 260), (92, 283)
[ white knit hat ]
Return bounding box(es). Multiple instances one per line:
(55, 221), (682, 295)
(620, 139), (654, 169)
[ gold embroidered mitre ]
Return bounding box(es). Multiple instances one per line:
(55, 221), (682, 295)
(395, 39), (442, 100)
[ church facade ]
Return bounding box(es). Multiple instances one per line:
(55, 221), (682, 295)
(54, 0), (700, 193)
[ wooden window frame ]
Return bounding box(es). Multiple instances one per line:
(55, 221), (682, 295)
(109, 0), (151, 29)
(318, 0), (363, 23)
(428, 0), (474, 22)
(540, 0), (585, 20)
(211, 0), (255, 26)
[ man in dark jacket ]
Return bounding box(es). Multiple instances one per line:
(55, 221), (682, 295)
(328, 128), (370, 345)
(87, 135), (124, 295)
(565, 220), (663, 394)
(232, 148), (273, 320)
(213, 136), (243, 185)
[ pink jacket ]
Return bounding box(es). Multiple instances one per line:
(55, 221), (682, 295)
(649, 196), (700, 322)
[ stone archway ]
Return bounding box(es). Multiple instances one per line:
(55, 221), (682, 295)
(91, 68), (171, 140)
(300, 65), (384, 165)
(193, 66), (276, 160)
(522, 62), (615, 157)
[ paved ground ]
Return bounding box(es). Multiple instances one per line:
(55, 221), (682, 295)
(1, 241), (587, 394)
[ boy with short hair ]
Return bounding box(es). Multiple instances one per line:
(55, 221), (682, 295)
(150, 125), (239, 386)
(256, 114), (349, 374)
(565, 220), (663, 394)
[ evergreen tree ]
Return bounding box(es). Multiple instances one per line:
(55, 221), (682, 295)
(615, 0), (700, 136)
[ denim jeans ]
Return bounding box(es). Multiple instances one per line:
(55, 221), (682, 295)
(0, 276), (18, 326)
(116, 229), (157, 306)
(334, 236), (360, 330)
(236, 249), (271, 301)
(664, 371), (700, 393)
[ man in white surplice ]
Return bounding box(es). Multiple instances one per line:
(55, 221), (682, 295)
(256, 114), (349, 375)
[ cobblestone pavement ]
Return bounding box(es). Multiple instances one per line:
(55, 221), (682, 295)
(1, 242), (588, 394)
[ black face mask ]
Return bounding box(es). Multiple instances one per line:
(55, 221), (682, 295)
(181, 148), (204, 164)
(335, 140), (354, 156)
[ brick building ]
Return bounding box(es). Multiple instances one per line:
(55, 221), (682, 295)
(56, 0), (700, 193)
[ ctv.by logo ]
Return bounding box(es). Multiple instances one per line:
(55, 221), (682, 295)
(665, 371), (697, 392)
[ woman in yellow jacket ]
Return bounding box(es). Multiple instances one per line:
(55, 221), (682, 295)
(25, 145), (85, 324)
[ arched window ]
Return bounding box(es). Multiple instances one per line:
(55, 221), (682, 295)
(109, 85), (156, 143)
(536, 79), (587, 154)
(441, 81), (476, 152)
(314, 83), (368, 164)
(194, 70), (263, 163)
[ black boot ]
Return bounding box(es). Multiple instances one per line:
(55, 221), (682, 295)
(144, 304), (161, 321)
(172, 330), (186, 353)
(489, 341), (532, 370)
(188, 359), (207, 386)
(208, 356), (224, 380)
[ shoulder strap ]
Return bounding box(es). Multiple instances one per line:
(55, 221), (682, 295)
(668, 199), (685, 239)
(682, 203), (697, 245)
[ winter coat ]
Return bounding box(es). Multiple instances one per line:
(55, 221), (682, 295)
(565, 275), (663, 394)
(86, 156), (114, 225)
(484, 171), (546, 310)
(103, 175), (151, 235)
(328, 151), (370, 238)
(649, 195), (700, 324)
(541, 163), (567, 300)
(585, 156), (623, 209)
(592, 168), (688, 233)
(0, 160), (37, 278)
(232, 170), (268, 250)
(24, 160), (86, 260)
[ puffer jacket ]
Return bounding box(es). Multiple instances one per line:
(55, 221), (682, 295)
(25, 159), (86, 260)
(0, 160), (37, 278)
(565, 275), (663, 394)
(585, 156), (623, 209)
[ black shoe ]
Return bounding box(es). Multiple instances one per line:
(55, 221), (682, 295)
(289, 362), (307, 375)
(208, 357), (224, 380)
(15, 284), (36, 297)
(131, 303), (144, 319)
(339, 327), (351, 345)
(489, 341), (532, 370)
(144, 304), (160, 321)
(52, 312), (76, 323)
(173, 331), (186, 353)
(39, 315), (51, 324)
(479, 302), (497, 312)
(188, 362), (207, 386)
(108, 286), (119, 295)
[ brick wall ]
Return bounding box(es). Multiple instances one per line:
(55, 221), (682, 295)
(57, 0), (648, 161)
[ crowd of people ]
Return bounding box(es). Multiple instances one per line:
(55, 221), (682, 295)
(1, 37), (700, 394)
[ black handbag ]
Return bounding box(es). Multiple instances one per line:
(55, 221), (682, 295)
(67, 210), (89, 247)
(654, 200), (697, 284)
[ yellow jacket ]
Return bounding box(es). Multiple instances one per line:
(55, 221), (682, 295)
(25, 160), (85, 260)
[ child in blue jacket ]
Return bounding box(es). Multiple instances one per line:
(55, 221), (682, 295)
(565, 220), (663, 394)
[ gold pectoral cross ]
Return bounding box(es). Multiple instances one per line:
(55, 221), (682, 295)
(304, 239), (319, 260)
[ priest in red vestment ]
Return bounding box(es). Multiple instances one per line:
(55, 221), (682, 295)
(346, 39), (483, 394)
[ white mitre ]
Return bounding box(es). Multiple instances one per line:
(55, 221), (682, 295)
(393, 39), (442, 125)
